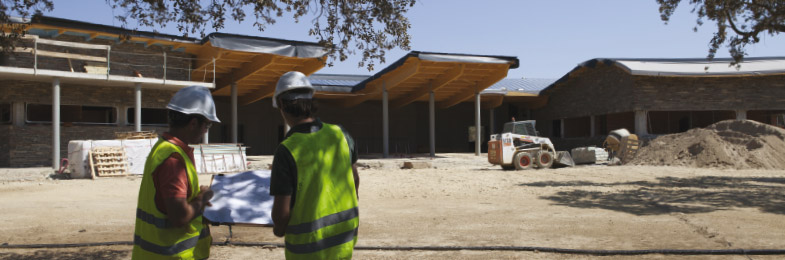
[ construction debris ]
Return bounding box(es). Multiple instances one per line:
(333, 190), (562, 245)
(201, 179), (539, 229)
(631, 120), (785, 169)
(68, 139), (157, 178)
(114, 131), (157, 140)
(69, 140), (248, 178)
(402, 161), (431, 169)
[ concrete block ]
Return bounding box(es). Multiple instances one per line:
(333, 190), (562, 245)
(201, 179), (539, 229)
(571, 147), (597, 164)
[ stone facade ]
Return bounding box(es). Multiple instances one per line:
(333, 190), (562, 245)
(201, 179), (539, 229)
(0, 32), (198, 167)
(634, 74), (785, 111)
(0, 125), (9, 166)
(534, 64), (635, 120)
(0, 80), (174, 167)
(531, 62), (785, 138)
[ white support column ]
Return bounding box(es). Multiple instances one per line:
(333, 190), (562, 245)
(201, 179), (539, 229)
(52, 78), (60, 169)
(735, 110), (747, 120)
(203, 132), (209, 144)
(590, 115), (596, 137)
(12, 102), (24, 127)
(231, 82), (238, 143)
(134, 83), (142, 132)
(560, 119), (565, 138)
(382, 83), (389, 158)
(475, 92), (481, 156)
(635, 110), (649, 136)
(429, 91), (435, 158)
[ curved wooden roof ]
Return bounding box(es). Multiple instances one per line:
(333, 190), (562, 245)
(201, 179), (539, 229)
(332, 52), (518, 109)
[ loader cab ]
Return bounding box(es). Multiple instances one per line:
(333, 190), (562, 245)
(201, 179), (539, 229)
(503, 120), (539, 136)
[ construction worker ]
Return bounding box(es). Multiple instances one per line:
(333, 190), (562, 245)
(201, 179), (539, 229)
(132, 86), (219, 259)
(270, 71), (360, 259)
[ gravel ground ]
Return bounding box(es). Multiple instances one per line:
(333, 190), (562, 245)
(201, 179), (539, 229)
(1, 153), (785, 259)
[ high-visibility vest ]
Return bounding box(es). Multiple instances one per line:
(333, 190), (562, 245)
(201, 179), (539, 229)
(132, 138), (211, 260)
(281, 123), (359, 259)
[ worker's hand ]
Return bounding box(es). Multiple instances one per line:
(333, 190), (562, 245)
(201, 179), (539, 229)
(199, 185), (214, 207)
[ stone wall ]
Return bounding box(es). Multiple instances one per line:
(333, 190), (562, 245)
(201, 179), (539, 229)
(533, 64), (635, 120)
(0, 125), (9, 166)
(634, 74), (785, 111)
(529, 63), (785, 138)
(5, 124), (167, 167)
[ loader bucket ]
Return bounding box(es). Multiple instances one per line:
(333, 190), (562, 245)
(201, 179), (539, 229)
(553, 151), (575, 168)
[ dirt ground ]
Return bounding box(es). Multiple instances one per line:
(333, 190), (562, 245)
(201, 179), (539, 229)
(2, 153), (785, 259)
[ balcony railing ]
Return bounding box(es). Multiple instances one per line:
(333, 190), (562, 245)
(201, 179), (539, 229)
(6, 35), (216, 85)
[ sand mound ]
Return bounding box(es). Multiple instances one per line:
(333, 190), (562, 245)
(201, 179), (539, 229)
(631, 120), (785, 169)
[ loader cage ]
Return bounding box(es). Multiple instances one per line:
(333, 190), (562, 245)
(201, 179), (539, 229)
(503, 121), (538, 136)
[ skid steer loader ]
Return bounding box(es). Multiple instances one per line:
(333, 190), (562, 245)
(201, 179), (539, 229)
(488, 120), (574, 170)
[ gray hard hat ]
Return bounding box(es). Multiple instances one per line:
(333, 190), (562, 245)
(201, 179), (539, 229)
(273, 71), (315, 108)
(166, 85), (221, 123)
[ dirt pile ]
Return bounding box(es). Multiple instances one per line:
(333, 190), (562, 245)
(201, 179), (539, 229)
(631, 120), (785, 169)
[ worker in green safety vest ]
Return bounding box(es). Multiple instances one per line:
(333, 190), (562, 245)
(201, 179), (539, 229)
(270, 71), (361, 259)
(132, 86), (220, 259)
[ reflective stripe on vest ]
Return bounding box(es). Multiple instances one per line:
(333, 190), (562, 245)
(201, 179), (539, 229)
(281, 123), (359, 259)
(134, 226), (211, 256)
(286, 207), (359, 235)
(136, 208), (171, 229)
(285, 227), (358, 254)
(132, 138), (211, 260)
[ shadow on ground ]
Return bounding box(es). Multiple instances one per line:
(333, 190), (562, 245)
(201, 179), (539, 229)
(0, 249), (129, 260)
(519, 176), (785, 216)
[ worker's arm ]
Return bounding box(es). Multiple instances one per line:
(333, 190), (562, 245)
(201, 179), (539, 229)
(272, 195), (292, 237)
(352, 164), (360, 200)
(164, 185), (213, 228)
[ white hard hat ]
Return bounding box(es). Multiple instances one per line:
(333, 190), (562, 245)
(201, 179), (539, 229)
(272, 71), (314, 108)
(166, 85), (221, 123)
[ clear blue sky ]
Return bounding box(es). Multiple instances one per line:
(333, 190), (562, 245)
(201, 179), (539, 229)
(45, 0), (785, 79)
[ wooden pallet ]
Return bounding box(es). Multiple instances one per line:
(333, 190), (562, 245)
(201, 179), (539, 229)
(620, 138), (640, 164)
(89, 146), (129, 178)
(115, 131), (157, 140)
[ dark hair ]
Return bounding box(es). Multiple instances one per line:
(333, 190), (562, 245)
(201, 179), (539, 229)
(168, 110), (206, 128)
(278, 89), (318, 117)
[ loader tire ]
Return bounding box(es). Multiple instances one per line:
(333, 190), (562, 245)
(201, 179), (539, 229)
(514, 152), (533, 170)
(536, 151), (554, 169)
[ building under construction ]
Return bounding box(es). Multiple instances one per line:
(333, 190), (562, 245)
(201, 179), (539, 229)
(1, 16), (784, 168)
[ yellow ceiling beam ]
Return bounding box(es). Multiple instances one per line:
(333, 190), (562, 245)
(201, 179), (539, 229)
(297, 58), (327, 76)
(171, 43), (187, 51)
(214, 54), (276, 93)
(239, 88), (275, 106)
(86, 33), (99, 41)
(390, 64), (464, 109)
(437, 65), (509, 109)
(340, 58), (421, 108)
(229, 57), (322, 103)
(190, 45), (224, 81)
(481, 95), (505, 109)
